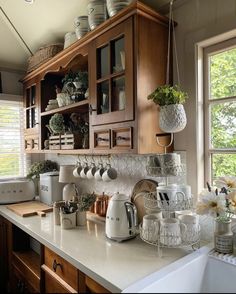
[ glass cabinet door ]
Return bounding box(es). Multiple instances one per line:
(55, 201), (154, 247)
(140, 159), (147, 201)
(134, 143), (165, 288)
(25, 85), (38, 130)
(90, 18), (133, 126)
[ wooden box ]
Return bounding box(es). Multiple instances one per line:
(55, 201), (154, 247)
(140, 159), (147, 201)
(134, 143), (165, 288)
(49, 133), (82, 150)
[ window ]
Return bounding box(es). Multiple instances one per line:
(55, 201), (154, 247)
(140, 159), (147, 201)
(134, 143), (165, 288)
(204, 39), (236, 183)
(0, 98), (28, 179)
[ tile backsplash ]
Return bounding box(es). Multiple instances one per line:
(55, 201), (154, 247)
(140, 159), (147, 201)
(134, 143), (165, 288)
(46, 152), (186, 197)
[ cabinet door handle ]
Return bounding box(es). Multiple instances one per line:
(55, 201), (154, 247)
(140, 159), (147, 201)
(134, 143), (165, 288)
(89, 104), (97, 115)
(97, 137), (109, 142)
(52, 259), (62, 272)
(115, 136), (130, 141)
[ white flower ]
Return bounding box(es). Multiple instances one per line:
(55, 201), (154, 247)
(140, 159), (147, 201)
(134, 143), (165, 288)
(228, 191), (236, 212)
(214, 176), (236, 189)
(196, 189), (226, 217)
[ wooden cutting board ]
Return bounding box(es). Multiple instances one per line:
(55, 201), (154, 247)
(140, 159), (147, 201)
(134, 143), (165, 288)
(7, 201), (53, 217)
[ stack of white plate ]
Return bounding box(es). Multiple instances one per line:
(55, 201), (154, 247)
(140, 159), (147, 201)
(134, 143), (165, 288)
(64, 32), (77, 49)
(87, 0), (107, 30)
(106, 0), (133, 17)
(45, 99), (59, 111)
(74, 16), (90, 40)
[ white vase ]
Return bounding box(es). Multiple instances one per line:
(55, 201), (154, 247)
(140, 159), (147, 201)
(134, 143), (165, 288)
(159, 104), (187, 133)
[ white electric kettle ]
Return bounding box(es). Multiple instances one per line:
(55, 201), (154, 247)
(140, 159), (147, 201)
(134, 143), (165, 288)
(105, 192), (138, 242)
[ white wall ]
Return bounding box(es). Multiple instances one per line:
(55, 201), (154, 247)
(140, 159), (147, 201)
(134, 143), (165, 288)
(173, 0), (236, 195)
(0, 69), (24, 95)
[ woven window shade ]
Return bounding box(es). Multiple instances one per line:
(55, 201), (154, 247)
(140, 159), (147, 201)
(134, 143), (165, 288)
(0, 98), (30, 179)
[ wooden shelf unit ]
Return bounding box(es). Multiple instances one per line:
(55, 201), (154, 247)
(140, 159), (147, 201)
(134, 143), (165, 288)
(22, 1), (173, 155)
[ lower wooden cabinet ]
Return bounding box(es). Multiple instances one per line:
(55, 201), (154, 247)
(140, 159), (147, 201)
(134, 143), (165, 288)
(0, 216), (111, 294)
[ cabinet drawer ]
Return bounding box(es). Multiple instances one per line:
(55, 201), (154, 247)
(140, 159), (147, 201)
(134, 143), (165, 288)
(93, 129), (110, 149)
(85, 276), (110, 293)
(12, 264), (39, 293)
(12, 251), (40, 292)
(44, 270), (77, 293)
(44, 247), (78, 290)
(111, 127), (133, 149)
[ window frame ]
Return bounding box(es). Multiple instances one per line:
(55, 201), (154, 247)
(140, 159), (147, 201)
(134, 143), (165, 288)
(0, 94), (29, 180)
(203, 37), (236, 183)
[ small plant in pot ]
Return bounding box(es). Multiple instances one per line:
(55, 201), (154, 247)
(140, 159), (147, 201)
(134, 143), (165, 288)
(147, 85), (188, 133)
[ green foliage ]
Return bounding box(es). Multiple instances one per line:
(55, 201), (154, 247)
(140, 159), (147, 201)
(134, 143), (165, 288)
(27, 160), (58, 179)
(74, 71), (88, 89)
(209, 47), (236, 178)
(78, 193), (96, 211)
(49, 113), (65, 134)
(62, 70), (88, 88)
(147, 85), (188, 106)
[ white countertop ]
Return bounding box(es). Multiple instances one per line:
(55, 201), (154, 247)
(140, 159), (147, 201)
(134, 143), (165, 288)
(0, 206), (190, 293)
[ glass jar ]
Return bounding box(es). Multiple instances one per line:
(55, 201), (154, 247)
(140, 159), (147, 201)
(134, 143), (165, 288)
(214, 218), (233, 254)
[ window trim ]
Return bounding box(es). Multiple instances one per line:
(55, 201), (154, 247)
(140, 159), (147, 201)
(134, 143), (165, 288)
(203, 37), (236, 183)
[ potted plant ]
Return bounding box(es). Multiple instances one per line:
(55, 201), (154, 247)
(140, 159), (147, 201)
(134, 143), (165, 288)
(77, 193), (96, 225)
(147, 85), (188, 133)
(49, 113), (65, 134)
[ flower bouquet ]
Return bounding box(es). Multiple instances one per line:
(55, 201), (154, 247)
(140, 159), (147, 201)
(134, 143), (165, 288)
(196, 176), (236, 253)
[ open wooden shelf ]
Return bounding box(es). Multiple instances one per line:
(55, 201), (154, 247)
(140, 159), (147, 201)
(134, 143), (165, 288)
(40, 99), (90, 117)
(12, 250), (41, 279)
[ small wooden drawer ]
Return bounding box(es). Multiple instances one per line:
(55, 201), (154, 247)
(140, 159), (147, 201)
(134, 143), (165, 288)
(85, 276), (110, 293)
(44, 270), (77, 293)
(12, 264), (39, 293)
(93, 129), (110, 149)
(44, 246), (78, 290)
(111, 127), (133, 149)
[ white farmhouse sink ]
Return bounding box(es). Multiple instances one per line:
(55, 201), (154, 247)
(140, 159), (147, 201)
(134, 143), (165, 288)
(123, 245), (236, 293)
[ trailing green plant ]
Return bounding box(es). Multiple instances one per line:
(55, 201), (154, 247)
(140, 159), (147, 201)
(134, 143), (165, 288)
(147, 85), (188, 106)
(27, 160), (58, 179)
(78, 192), (96, 211)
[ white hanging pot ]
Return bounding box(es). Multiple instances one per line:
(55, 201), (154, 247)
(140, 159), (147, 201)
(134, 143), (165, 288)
(159, 104), (187, 133)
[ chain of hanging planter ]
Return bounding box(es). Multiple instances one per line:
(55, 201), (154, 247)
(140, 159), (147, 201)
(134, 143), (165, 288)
(147, 0), (188, 143)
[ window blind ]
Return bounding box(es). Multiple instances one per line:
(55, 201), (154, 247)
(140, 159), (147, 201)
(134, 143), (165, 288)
(0, 99), (29, 179)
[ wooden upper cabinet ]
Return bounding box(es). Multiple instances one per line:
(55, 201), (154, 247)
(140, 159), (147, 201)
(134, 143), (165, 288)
(89, 17), (133, 126)
(22, 1), (172, 154)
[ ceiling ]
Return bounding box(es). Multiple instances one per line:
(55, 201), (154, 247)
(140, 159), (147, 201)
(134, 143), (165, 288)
(0, 0), (173, 72)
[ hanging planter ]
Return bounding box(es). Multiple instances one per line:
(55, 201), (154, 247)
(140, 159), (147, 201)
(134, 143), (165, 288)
(159, 103), (187, 133)
(147, 0), (188, 134)
(147, 85), (188, 133)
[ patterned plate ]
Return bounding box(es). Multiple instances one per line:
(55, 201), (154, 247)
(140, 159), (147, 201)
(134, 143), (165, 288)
(131, 179), (159, 224)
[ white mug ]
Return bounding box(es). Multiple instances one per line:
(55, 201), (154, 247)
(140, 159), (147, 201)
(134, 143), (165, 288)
(73, 163), (83, 178)
(178, 215), (200, 243)
(142, 214), (159, 242)
(80, 163), (89, 179)
(156, 186), (185, 211)
(94, 164), (105, 181)
(102, 164), (117, 182)
(159, 218), (187, 246)
(86, 163), (97, 179)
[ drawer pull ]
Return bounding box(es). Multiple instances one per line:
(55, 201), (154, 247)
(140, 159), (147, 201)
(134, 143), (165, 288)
(97, 137), (109, 142)
(52, 259), (62, 272)
(116, 136), (130, 141)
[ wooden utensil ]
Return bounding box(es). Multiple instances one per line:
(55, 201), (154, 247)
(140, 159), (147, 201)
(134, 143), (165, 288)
(6, 201), (53, 217)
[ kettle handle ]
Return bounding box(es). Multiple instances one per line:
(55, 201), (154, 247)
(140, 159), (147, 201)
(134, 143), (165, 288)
(124, 201), (138, 229)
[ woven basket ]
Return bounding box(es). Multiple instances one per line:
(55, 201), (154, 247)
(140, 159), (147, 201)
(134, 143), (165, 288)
(27, 43), (63, 72)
